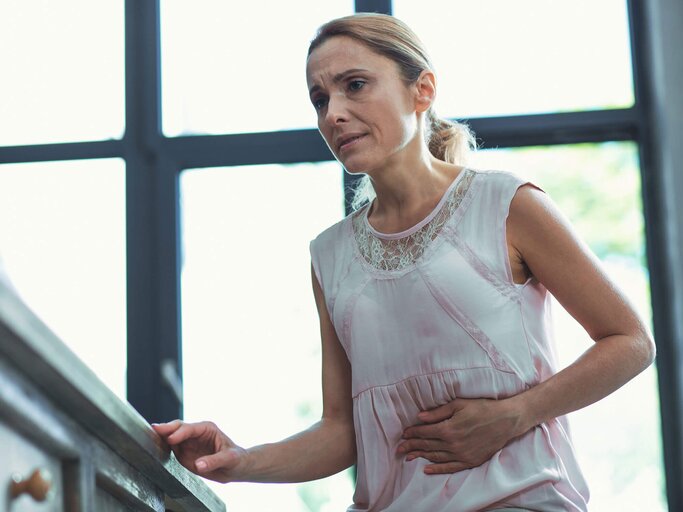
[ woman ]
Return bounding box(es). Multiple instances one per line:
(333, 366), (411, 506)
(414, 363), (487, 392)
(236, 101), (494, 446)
(153, 13), (656, 511)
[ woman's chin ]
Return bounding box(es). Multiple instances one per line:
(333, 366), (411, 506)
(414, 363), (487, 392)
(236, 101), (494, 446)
(339, 157), (373, 175)
(343, 166), (368, 176)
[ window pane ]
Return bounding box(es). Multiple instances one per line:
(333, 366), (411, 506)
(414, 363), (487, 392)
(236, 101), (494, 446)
(161, 1), (352, 137)
(0, 1), (125, 147)
(470, 142), (666, 511)
(0, 159), (127, 399)
(394, 0), (634, 118)
(180, 162), (353, 511)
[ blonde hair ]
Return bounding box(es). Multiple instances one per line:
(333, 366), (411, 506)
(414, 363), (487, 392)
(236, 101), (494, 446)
(307, 13), (477, 211)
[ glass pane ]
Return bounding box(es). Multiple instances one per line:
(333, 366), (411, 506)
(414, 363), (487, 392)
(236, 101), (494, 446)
(469, 142), (666, 511)
(394, 0), (634, 118)
(180, 162), (353, 511)
(0, 1), (125, 147)
(161, 0), (352, 137)
(0, 159), (127, 399)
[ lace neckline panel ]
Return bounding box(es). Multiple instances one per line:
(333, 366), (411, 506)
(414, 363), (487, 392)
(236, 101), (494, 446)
(363, 168), (468, 239)
(352, 168), (476, 272)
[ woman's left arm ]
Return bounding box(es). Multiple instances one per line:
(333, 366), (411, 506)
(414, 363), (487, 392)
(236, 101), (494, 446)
(398, 183), (657, 474)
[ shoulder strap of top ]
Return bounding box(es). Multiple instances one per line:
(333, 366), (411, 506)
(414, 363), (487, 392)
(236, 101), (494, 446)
(455, 170), (546, 289)
(309, 214), (355, 317)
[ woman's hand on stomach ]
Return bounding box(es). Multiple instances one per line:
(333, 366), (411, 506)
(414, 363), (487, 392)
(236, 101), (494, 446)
(396, 397), (529, 474)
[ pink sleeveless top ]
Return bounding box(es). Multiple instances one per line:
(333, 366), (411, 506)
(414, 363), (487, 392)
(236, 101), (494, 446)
(309, 168), (589, 512)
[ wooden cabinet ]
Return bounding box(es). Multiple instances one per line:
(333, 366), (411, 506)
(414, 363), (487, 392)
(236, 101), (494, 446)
(0, 279), (225, 512)
(1, 421), (64, 511)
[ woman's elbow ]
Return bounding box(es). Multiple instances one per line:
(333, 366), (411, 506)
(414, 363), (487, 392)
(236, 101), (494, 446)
(635, 330), (657, 371)
(644, 334), (657, 367)
(322, 415), (357, 468)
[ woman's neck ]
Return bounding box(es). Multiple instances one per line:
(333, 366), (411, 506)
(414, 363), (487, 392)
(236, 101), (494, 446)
(366, 149), (463, 226)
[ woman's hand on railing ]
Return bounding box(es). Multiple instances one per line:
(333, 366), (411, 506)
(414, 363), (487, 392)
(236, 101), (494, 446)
(152, 420), (250, 483)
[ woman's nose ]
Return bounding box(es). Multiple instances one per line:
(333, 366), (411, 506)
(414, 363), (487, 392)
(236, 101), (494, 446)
(324, 95), (349, 126)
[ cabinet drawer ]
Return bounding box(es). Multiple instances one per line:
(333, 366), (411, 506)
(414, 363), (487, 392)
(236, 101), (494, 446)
(1, 421), (64, 512)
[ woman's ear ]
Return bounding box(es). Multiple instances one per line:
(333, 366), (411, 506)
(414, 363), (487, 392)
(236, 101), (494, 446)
(414, 69), (436, 113)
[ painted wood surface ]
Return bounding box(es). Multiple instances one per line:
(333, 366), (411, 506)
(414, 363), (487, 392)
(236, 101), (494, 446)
(0, 279), (226, 512)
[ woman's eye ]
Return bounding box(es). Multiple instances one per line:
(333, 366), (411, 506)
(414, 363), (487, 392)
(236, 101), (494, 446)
(313, 98), (327, 111)
(349, 80), (366, 91)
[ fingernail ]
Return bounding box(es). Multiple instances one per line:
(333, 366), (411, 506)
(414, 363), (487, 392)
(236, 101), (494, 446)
(151, 423), (159, 427)
(196, 460), (207, 471)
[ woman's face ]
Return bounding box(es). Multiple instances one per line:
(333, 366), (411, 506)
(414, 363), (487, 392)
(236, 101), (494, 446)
(305, 36), (421, 175)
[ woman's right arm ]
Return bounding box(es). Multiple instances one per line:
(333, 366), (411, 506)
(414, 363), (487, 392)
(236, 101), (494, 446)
(152, 264), (356, 483)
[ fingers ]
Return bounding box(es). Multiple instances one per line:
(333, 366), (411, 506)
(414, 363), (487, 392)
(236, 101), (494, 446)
(417, 398), (466, 423)
(402, 422), (442, 440)
(400, 446), (472, 474)
(397, 437), (443, 454)
(151, 419), (183, 436)
(417, 403), (452, 423)
(424, 461), (471, 474)
(195, 448), (242, 474)
(404, 450), (453, 463)
(152, 420), (209, 445)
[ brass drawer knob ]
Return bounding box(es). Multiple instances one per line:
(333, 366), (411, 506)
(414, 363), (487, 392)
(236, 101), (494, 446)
(10, 468), (54, 502)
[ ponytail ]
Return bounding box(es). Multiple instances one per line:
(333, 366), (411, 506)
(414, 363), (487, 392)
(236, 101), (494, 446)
(425, 110), (477, 165)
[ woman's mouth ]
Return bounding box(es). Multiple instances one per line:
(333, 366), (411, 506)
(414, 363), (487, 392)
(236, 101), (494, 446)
(339, 134), (367, 152)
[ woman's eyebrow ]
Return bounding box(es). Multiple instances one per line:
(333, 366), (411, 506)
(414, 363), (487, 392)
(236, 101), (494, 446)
(309, 68), (370, 98)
